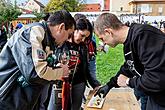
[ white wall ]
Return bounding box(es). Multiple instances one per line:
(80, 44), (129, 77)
(71, 11), (118, 22)
(110, 0), (131, 13)
(143, 16), (165, 22)
(24, 0), (40, 13)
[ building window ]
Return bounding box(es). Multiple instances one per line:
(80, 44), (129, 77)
(137, 5), (141, 13)
(149, 7), (152, 13)
(133, 6), (136, 13)
(140, 4), (150, 13)
(120, 7), (123, 11)
(158, 7), (163, 13)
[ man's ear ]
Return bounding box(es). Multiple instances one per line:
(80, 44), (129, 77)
(58, 23), (65, 32)
(104, 28), (112, 35)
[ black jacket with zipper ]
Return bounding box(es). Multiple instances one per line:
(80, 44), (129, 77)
(107, 23), (165, 106)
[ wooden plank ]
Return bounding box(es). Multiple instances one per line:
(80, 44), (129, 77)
(84, 88), (140, 110)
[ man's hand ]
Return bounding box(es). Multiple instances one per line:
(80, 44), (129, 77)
(60, 64), (70, 78)
(117, 74), (129, 87)
(94, 84), (110, 98)
(93, 86), (101, 93)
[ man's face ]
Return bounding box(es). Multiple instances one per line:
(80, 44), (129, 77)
(95, 29), (117, 48)
(52, 24), (75, 46)
(73, 30), (90, 44)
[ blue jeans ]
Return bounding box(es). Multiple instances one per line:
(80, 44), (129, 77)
(48, 84), (62, 110)
(134, 88), (148, 110)
(71, 82), (86, 110)
(88, 59), (97, 82)
(146, 97), (165, 110)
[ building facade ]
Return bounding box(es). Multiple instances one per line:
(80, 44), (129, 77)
(82, 4), (101, 12)
(23, 0), (44, 13)
(110, 0), (131, 14)
(81, 0), (110, 12)
(129, 0), (165, 16)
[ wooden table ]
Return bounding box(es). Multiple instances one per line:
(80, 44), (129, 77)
(84, 88), (140, 110)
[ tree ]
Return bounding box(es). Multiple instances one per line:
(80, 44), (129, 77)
(0, 2), (21, 36)
(0, 1), (21, 24)
(32, 11), (45, 22)
(44, 0), (84, 13)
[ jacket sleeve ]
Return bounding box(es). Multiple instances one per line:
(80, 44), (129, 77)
(87, 59), (101, 89)
(29, 26), (64, 81)
(81, 44), (101, 88)
(106, 62), (134, 88)
(129, 30), (165, 94)
(9, 25), (63, 85)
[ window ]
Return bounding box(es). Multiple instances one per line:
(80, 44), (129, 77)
(120, 7), (123, 11)
(158, 7), (163, 13)
(140, 4), (150, 13)
(158, 7), (163, 15)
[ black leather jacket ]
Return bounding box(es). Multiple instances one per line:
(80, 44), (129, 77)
(0, 22), (56, 110)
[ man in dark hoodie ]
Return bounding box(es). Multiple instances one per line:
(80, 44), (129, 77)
(94, 13), (165, 110)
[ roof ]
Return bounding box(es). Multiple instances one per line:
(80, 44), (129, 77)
(34, 0), (45, 8)
(130, 0), (165, 3)
(82, 3), (101, 12)
(21, 8), (33, 14)
(18, 14), (36, 18)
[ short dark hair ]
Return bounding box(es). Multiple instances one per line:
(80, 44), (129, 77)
(74, 13), (86, 21)
(76, 18), (93, 33)
(43, 13), (50, 21)
(47, 10), (75, 30)
(94, 13), (124, 35)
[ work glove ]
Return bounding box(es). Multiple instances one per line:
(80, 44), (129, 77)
(94, 84), (111, 98)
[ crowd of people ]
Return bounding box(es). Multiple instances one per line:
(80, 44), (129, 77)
(0, 9), (165, 110)
(124, 19), (165, 33)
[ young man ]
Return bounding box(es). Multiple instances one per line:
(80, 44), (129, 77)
(0, 10), (75, 110)
(94, 13), (165, 110)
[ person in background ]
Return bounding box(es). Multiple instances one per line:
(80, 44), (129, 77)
(15, 21), (23, 30)
(74, 13), (86, 21)
(94, 13), (165, 110)
(10, 23), (14, 35)
(43, 13), (50, 21)
(0, 10), (75, 110)
(0, 24), (7, 51)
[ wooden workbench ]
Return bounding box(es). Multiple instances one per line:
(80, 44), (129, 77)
(84, 88), (140, 110)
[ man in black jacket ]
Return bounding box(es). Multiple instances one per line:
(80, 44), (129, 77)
(94, 13), (165, 110)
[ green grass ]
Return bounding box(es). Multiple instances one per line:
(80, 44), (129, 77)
(96, 43), (124, 84)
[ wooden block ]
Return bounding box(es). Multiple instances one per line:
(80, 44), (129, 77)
(84, 88), (140, 110)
